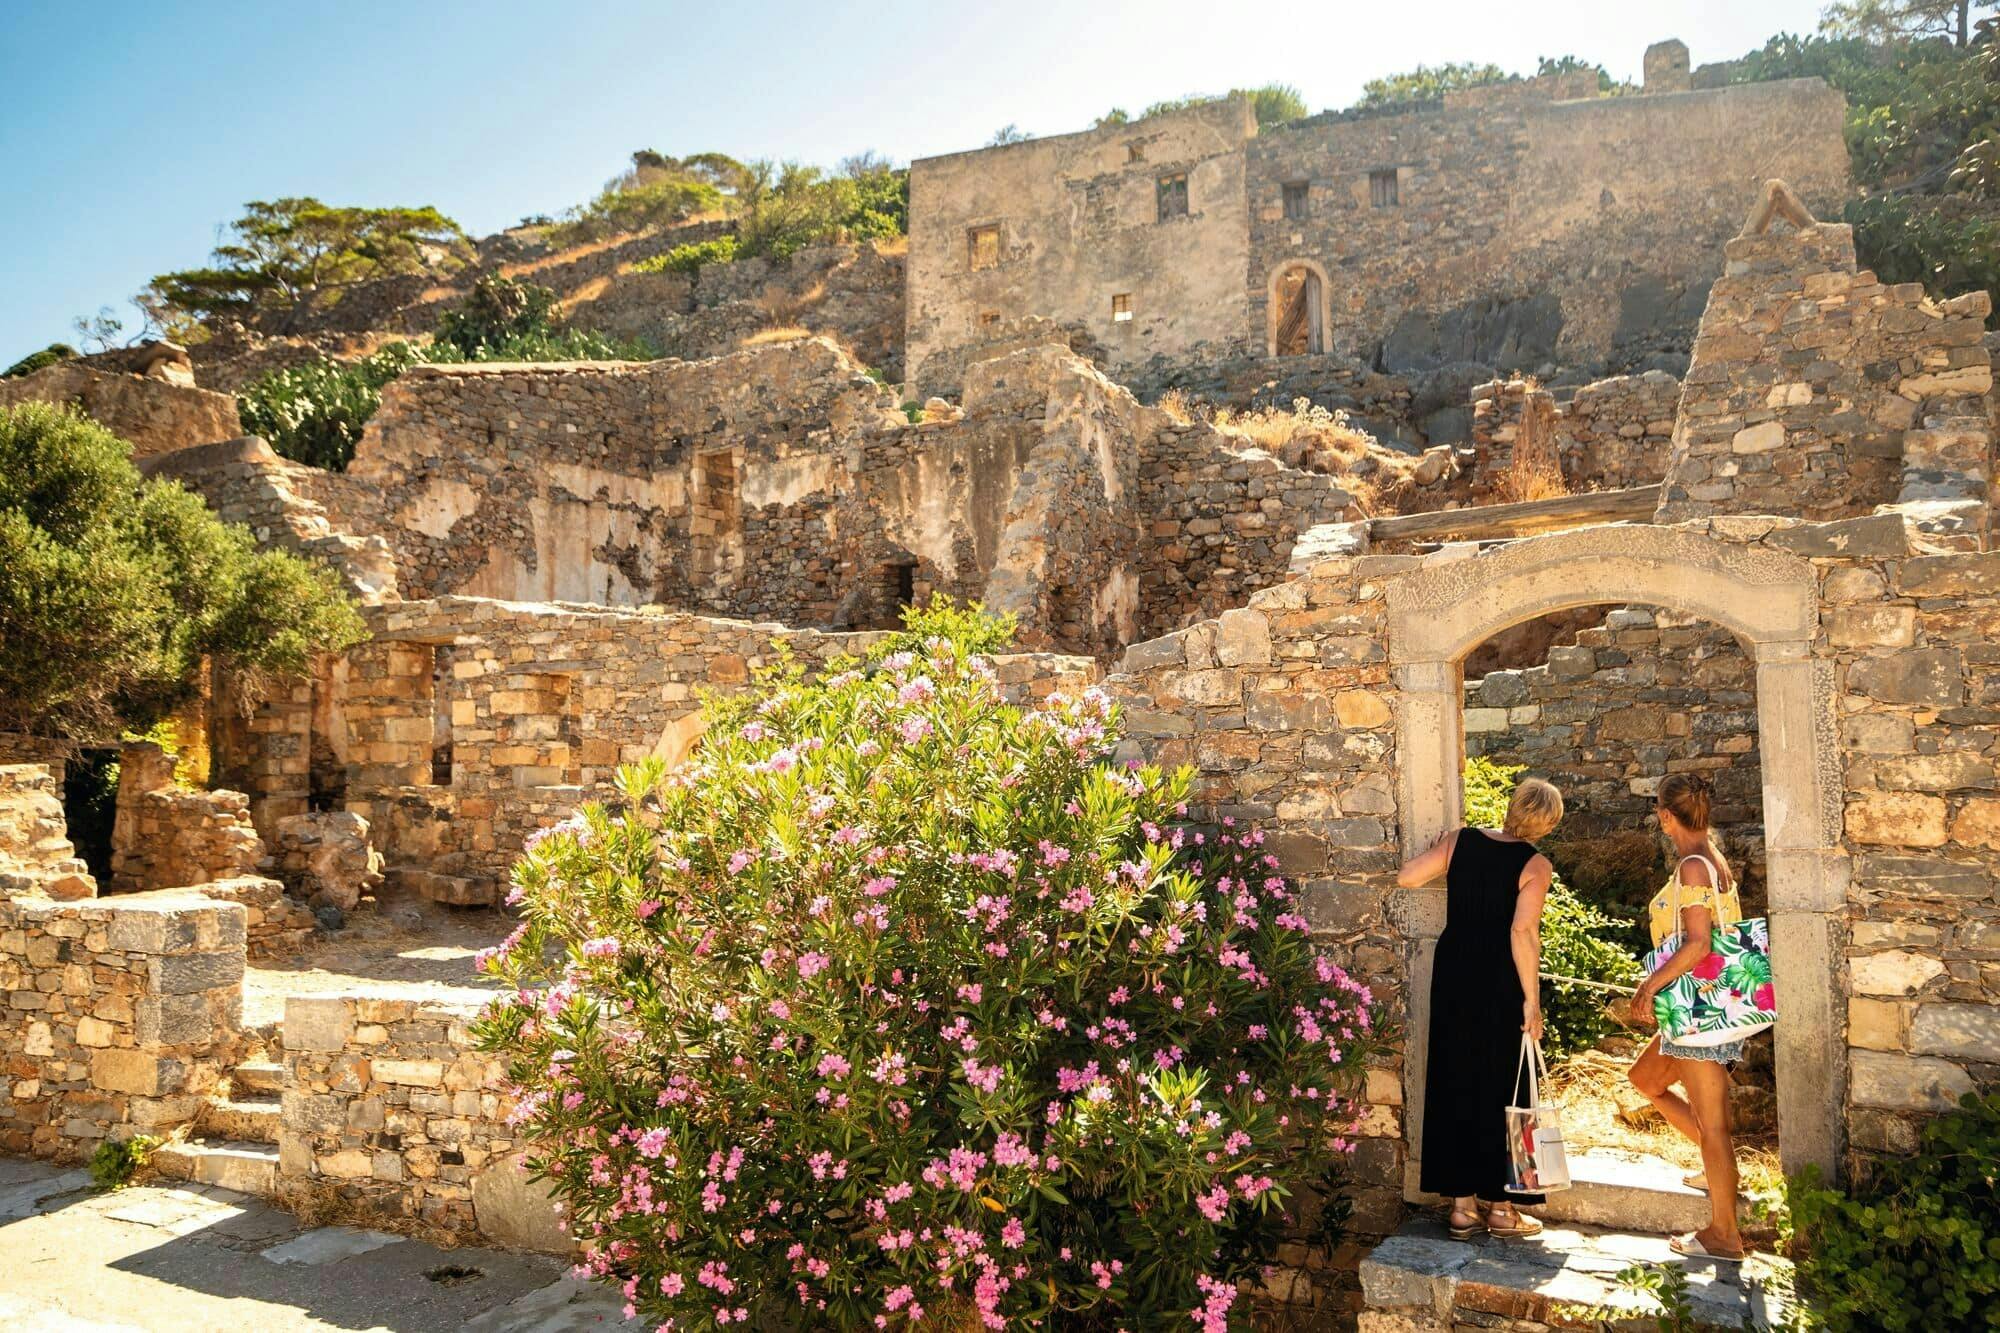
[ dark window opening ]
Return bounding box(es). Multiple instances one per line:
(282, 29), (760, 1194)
(1111, 293), (1133, 323)
(1369, 169), (1400, 208)
(1156, 172), (1188, 220)
(429, 645), (454, 787)
(1283, 181), (1310, 221)
(1126, 142), (1144, 163)
(979, 310), (1001, 328)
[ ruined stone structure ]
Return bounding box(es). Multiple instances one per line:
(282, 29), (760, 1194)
(0, 44), (1994, 1318)
(908, 59), (1849, 393)
(0, 349), (242, 458)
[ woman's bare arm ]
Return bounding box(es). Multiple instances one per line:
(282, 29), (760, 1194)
(1511, 854), (1552, 1041)
(1630, 858), (1716, 1024)
(1396, 828), (1458, 888)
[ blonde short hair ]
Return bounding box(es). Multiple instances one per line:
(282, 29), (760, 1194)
(1503, 777), (1564, 841)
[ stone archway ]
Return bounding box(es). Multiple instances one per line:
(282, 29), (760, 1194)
(1268, 261), (1330, 356)
(1382, 525), (1845, 1190)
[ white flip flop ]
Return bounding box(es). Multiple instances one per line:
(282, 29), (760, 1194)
(1670, 1231), (1745, 1264)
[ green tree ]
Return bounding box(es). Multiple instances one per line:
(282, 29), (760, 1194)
(1356, 61), (1514, 107)
(1122, 84), (1311, 128)
(1821, 0), (1995, 46)
(143, 198), (470, 332)
(0, 402), (365, 737)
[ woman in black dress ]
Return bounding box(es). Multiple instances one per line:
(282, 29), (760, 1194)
(1396, 777), (1563, 1239)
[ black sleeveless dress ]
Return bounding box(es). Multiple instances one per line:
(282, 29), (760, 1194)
(1419, 827), (1545, 1204)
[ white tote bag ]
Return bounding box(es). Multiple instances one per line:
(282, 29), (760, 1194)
(1504, 1033), (1571, 1194)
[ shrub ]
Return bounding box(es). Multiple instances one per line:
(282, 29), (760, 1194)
(237, 341), (423, 471)
(4, 342), (77, 378)
(0, 402), (365, 736)
(1789, 1091), (2000, 1331)
(88, 1134), (159, 1190)
(1463, 759), (1644, 1060)
(473, 602), (1382, 1330)
(632, 235), (741, 276)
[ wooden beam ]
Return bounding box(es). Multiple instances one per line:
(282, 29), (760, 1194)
(1367, 486), (1662, 544)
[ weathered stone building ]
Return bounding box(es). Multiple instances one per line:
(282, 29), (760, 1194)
(907, 57), (1849, 394)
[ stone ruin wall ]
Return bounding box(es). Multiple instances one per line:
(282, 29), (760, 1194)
(153, 336), (1363, 663)
(0, 359), (242, 460)
(1468, 371), (1681, 501)
(910, 69), (1848, 394)
(1465, 607), (1762, 842)
(0, 894), (244, 1160)
(1657, 219), (1994, 527)
(0, 765), (93, 901)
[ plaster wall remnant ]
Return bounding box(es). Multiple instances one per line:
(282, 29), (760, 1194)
(909, 60), (1848, 392)
(0, 764), (94, 900)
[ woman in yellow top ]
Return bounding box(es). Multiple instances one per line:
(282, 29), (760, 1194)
(1621, 772), (1747, 1263)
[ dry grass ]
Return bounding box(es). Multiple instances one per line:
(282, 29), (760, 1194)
(555, 274), (614, 315)
(1501, 443), (1569, 504)
(1211, 396), (1419, 513)
(870, 234), (910, 258)
(1156, 388), (1194, 425)
(754, 278), (826, 328)
(1547, 1047), (1786, 1222)
(738, 326), (815, 349)
(500, 234), (626, 279)
(270, 1176), (465, 1249)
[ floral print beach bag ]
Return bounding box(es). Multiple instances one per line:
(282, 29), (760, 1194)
(1645, 858), (1777, 1046)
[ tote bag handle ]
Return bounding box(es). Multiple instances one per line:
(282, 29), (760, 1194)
(1513, 1031), (1549, 1106)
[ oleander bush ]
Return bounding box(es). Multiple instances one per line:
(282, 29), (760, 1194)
(473, 603), (1382, 1330)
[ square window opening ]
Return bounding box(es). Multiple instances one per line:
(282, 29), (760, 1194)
(1111, 294), (1133, 323)
(1369, 169), (1400, 208)
(1283, 181), (1310, 221)
(968, 225), (1001, 271)
(1156, 172), (1188, 221)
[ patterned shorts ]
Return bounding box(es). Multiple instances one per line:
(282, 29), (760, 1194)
(1662, 1034), (1744, 1065)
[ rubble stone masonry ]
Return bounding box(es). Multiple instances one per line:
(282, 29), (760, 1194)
(0, 894), (244, 1158)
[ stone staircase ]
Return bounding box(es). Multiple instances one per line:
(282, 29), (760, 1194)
(152, 1038), (284, 1198)
(1363, 1152), (1794, 1331)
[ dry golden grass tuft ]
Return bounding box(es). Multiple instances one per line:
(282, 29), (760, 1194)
(1156, 388), (1194, 425)
(754, 278), (827, 328)
(1210, 396), (1421, 513)
(738, 326), (814, 349)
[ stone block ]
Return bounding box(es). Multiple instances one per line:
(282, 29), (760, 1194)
(1849, 1050), (1973, 1111)
(1846, 998), (1906, 1051)
(285, 996), (356, 1053)
(1824, 606), (1915, 649)
(1846, 649), (1964, 708)
(150, 950), (244, 995)
(1850, 949), (1946, 997)
(373, 1059), (446, 1087)
(1910, 1002), (2000, 1060)
(472, 1152), (573, 1253)
(1844, 792), (1947, 846)
(90, 1048), (180, 1096)
(1948, 798), (2000, 850)
(1212, 609), (1271, 667)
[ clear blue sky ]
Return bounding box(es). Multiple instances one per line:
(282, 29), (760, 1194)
(0, 0), (1831, 364)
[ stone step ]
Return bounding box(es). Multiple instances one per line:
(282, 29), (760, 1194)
(1532, 1151), (1713, 1235)
(232, 1059), (286, 1096)
(196, 1094), (281, 1145)
(1361, 1216), (1795, 1332)
(387, 865), (496, 907)
(152, 1141), (280, 1197)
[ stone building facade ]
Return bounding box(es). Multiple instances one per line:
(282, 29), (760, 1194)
(907, 58), (1848, 393)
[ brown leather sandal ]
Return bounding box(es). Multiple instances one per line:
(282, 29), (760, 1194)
(1481, 1201), (1544, 1238)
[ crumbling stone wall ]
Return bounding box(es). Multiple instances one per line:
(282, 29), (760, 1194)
(109, 742), (266, 893)
(1657, 218), (1994, 524)
(0, 764), (94, 901)
(278, 993), (555, 1247)
(0, 361), (242, 459)
(228, 598), (1098, 903)
(0, 894), (244, 1159)
(1100, 509), (2000, 1304)
(1465, 608), (1761, 840)
(1558, 371), (1682, 489)
(907, 98), (1258, 394)
(911, 67), (1846, 391)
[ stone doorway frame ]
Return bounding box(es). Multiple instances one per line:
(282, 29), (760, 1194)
(1382, 525), (1847, 1195)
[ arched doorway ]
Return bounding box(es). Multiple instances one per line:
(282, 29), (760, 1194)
(1382, 525), (1844, 1190)
(1268, 262), (1328, 356)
